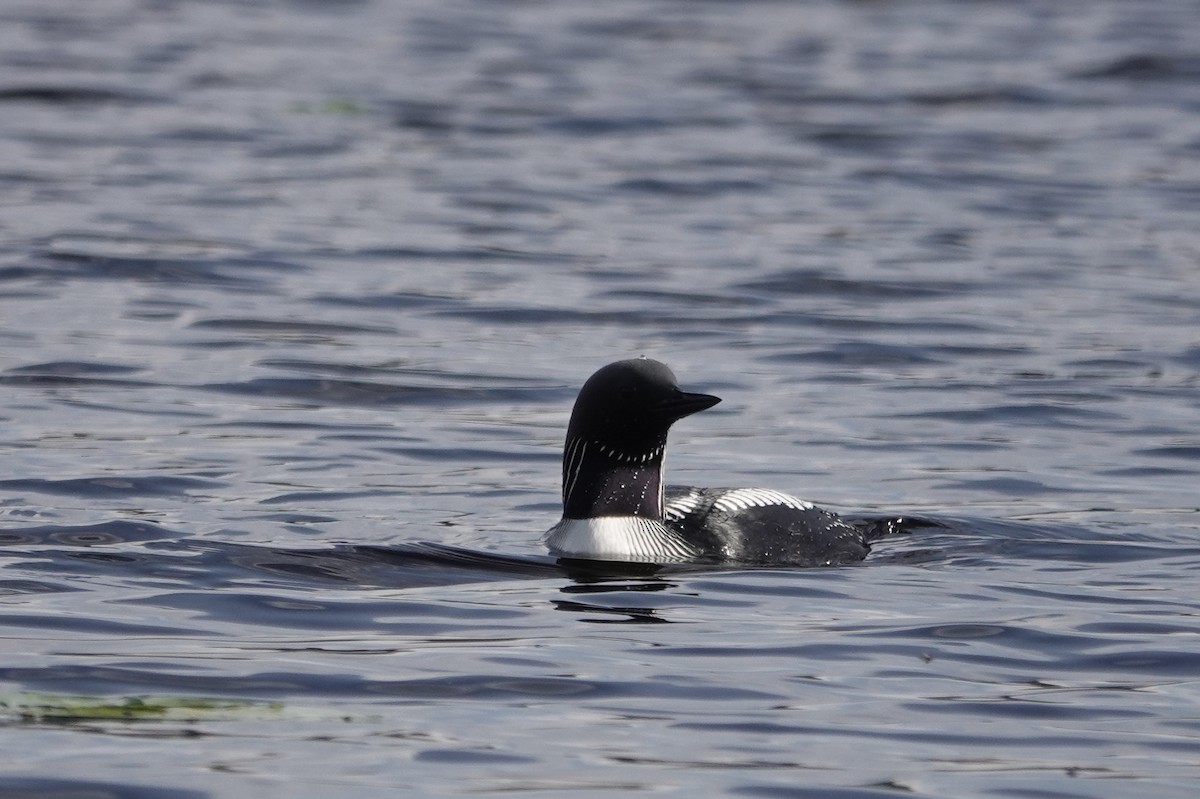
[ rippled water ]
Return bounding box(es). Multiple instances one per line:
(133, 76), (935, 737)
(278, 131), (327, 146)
(3, 1), (1200, 797)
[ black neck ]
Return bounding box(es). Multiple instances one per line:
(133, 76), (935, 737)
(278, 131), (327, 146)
(561, 436), (665, 519)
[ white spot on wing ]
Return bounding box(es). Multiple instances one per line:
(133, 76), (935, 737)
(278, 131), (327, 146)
(663, 488), (703, 521)
(711, 488), (814, 514)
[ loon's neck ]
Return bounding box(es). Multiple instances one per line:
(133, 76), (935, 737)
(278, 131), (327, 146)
(561, 435), (665, 520)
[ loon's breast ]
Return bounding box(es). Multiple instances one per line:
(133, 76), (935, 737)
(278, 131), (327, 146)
(544, 515), (699, 563)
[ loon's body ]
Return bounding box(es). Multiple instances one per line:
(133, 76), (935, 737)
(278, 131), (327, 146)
(544, 359), (869, 566)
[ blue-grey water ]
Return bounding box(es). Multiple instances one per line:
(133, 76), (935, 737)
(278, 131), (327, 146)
(2, 0), (1200, 797)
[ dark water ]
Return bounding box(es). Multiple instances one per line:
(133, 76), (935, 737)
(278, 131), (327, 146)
(3, 0), (1200, 796)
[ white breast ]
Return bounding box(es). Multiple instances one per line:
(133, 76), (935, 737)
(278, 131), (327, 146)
(544, 516), (698, 563)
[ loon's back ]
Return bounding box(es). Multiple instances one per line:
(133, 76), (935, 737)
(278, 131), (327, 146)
(664, 486), (869, 566)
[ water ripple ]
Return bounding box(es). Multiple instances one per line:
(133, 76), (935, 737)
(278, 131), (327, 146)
(3, 0), (1199, 796)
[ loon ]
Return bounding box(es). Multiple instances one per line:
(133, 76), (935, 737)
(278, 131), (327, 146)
(544, 358), (870, 567)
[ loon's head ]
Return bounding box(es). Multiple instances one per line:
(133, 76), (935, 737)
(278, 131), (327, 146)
(567, 358), (721, 462)
(559, 358), (720, 520)
(547, 359), (721, 562)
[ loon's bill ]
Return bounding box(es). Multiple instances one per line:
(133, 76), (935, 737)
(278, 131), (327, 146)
(544, 358), (869, 567)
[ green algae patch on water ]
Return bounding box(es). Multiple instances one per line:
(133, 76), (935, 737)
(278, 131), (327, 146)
(0, 693), (285, 724)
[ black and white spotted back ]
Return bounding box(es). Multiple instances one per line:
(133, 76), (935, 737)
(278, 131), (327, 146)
(664, 486), (869, 566)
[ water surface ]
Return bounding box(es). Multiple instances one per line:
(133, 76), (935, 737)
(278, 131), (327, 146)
(2, 1), (1199, 797)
